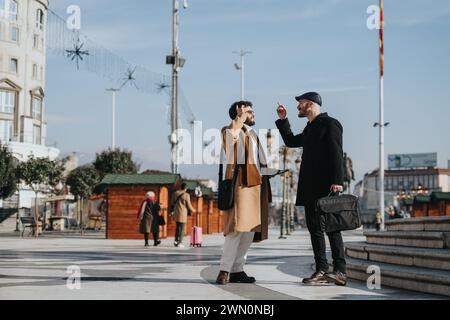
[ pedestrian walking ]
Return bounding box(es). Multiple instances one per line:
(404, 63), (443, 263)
(137, 191), (162, 247)
(170, 183), (196, 248)
(375, 211), (382, 231)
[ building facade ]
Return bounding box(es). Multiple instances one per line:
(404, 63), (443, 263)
(0, 0), (58, 160)
(357, 167), (450, 227)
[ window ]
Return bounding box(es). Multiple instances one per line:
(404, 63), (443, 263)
(10, 58), (18, 74)
(392, 176), (398, 190)
(431, 175), (436, 189)
(425, 175), (430, 189)
(32, 64), (38, 80)
(408, 175), (414, 189)
(1, 0), (18, 21)
(36, 9), (44, 30)
(0, 90), (15, 113)
(33, 34), (39, 49)
(31, 96), (42, 120)
(33, 125), (41, 145)
(9, 0), (17, 20)
(0, 120), (13, 143)
(11, 26), (19, 42)
(397, 176), (404, 190)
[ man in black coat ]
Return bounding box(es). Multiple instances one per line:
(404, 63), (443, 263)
(275, 92), (347, 286)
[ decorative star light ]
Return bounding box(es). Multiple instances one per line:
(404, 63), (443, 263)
(66, 38), (89, 70)
(156, 81), (170, 94)
(120, 66), (139, 90)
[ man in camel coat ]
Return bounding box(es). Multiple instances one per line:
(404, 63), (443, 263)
(216, 101), (274, 285)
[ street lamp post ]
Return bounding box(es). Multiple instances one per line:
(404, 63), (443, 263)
(294, 156), (301, 230)
(285, 171), (291, 235)
(375, 0), (387, 230)
(167, 0), (188, 174)
(233, 49), (252, 100)
(279, 146), (288, 239)
(15, 187), (20, 232)
(374, 121), (389, 229)
(289, 173), (295, 232)
(106, 88), (120, 150)
(266, 129), (273, 154)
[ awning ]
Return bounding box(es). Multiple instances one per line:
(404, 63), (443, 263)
(43, 195), (75, 202)
(431, 192), (450, 201)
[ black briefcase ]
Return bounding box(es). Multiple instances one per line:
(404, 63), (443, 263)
(316, 193), (361, 233)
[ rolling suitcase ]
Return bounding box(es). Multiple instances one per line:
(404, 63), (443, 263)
(190, 226), (203, 247)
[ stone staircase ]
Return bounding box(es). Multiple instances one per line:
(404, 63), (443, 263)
(345, 216), (450, 297)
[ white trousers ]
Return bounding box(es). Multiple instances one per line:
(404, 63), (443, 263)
(219, 232), (255, 273)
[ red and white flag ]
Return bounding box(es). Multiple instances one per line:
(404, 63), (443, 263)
(379, 0), (384, 77)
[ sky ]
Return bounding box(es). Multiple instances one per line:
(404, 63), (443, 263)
(44, 0), (450, 185)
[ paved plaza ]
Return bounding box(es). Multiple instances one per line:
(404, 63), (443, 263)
(0, 228), (445, 300)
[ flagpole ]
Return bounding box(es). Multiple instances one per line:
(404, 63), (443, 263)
(379, 0), (385, 230)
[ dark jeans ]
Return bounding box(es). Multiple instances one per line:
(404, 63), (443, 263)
(304, 204), (346, 274)
(175, 222), (185, 243)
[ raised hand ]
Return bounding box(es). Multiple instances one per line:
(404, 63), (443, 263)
(277, 102), (287, 120)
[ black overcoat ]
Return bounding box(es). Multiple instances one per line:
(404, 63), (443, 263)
(275, 113), (344, 206)
(139, 200), (161, 234)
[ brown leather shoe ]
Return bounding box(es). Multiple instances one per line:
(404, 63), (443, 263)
(216, 271), (229, 285)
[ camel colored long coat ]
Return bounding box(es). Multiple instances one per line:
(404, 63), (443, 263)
(221, 115), (271, 242)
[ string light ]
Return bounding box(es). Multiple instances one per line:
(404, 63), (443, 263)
(46, 9), (196, 131)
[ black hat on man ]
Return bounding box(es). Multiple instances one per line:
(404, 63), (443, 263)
(295, 92), (322, 107)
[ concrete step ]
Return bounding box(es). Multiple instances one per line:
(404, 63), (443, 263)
(346, 242), (450, 271)
(364, 231), (450, 249)
(346, 258), (450, 297)
(386, 217), (450, 232)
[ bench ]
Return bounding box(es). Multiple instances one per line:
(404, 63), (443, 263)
(48, 216), (82, 231)
(20, 216), (39, 237)
(67, 217), (81, 230)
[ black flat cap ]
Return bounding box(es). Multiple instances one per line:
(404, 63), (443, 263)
(295, 92), (322, 106)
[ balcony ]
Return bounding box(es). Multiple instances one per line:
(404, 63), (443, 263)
(6, 135), (59, 162)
